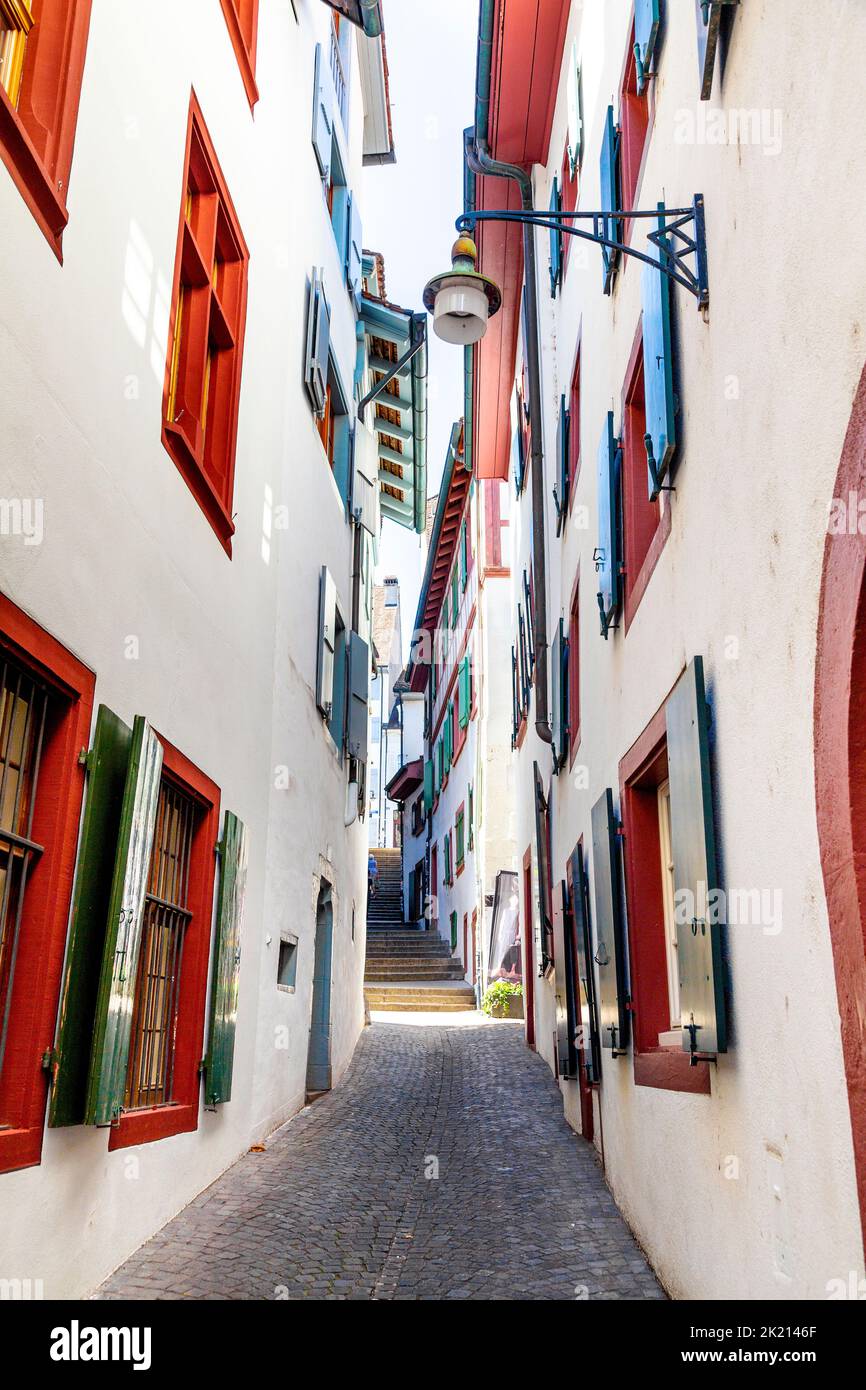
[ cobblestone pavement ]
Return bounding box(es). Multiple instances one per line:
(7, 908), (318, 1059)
(97, 1021), (665, 1300)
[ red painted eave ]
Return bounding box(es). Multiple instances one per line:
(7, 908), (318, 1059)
(385, 757), (424, 802)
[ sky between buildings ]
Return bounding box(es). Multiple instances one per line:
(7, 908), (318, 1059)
(363, 0), (478, 664)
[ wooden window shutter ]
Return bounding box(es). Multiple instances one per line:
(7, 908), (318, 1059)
(642, 239), (677, 501)
(569, 843), (602, 1083)
(533, 762), (554, 972)
(305, 270), (331, 416)
(566, 45), (582, 176)
(665, 656), (727, 1058)
(555, 393), (570, 533)
(590, 788), (630, 1053)
(634, 0), (662, 94)
(549, 176), (562, 296)
(459, 657), (471, 728)
(316, 566), (338, 716)
(511, 646), (519, 745)
(595, 411), (622, 640)
(468, 783), (474, 850)
(423, 759), (434, 813)
(451, 568), (459, 625)
(696, 0), (735, 101)
(551, 617), (569, 774)
(347, 633), (370, 761)
(450, 910), (458, 951)
(444, 703), (453, 772)
(311, 42), (335, 178)
(346, 191), (363, 309)
(204, 811), (249, 1106)
(552, 879), (578, 1079)
(49, 707), (133, 1127)
(600, 105), (621, 294)
(85, 719), (164, 1127)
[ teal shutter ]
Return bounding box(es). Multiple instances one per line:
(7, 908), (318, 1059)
(444, 703), (453, 772)
(49, 707), (133, 1128)
(346, 191), (363, 310)
(600, 105), (620, 294)
(451, 568), (459, 624)
(555, 393), (569, 533)
(312, 43), (335, 178)
(533, 763), (554, 972)
(665, 657), (727, 1057)
(450, 910), (458, 951)
(316, 565), (337, 716)
(205, 812), (248, 1106)
(566, 46), (582, 175)
(305, 270), (330, 415)
(570, 843), (601, 1083)
(85, 718), (163, 1126)
(551, 617), (569, 774)
(459, 656), (471, 728)
(642, 233), (677, 501)
(595, 411), (621, 639)
(549, 176), (562, 296)
(634, 0), (661, 94)
(423, 759), (434, 813)
(590, 788), (630, 1053)
(553, 879), (578, 1079)
(435, 738), (443, 794)
(347, 633), (370, 761)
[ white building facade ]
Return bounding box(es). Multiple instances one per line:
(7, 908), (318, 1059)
(0, 0), (422, 1298)
(463, 0), (866, 1298)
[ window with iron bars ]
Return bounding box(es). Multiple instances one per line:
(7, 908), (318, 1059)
(124, 778), (199, 1111)
(0, 658), (49, 1115)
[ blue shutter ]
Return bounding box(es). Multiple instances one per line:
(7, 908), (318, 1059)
(346, 191), (363, 311)
(305, 271), (330, 416)
(600, 105), (620, 294)
(595, 411), (621, 640)
(347, 633), (370, 761)
(634, 0), (662, 95)
(549, 176), (562, 297)
(555, 393), (569, 533)
(316, 565), (337, 715)
(665, 656), (727, 1058)
(570, 843), (602, 1084)
(312, 43), (334, 179)
(590, 788), (630, 1053)
(642, 238), (677, 501)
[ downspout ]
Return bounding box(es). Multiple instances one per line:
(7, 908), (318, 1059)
(463, 149), (476, 475)
(411, 314), (428, 533)
(360, 0), (383, 39)
(466, 0), (552, 745)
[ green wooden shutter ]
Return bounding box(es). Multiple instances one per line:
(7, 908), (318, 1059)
(316, 565), (338, 715)
(549, 176), (562, 296)
(444, 832), (451, 885)
(665, 656), (727, 1057)
(423, 759), (434, 813)
(85, 718), (163, 1126)
(468, 783), (474, 850)
(642, 229), (677, 501)
(533, 762), (554, 972)
(600, 105), (620, 294)
(590, 788), (630, 1053)
(49, 707), (133, 1128)
(435, 738), (443, 794)
(570, 842), (601, 1083)
(595, 411), (622, 639)
(204, 812), (249, 1106)
(444, 704), (453, 772)
(553, 879), (578, 1079)
(347, 633), (370, 761)
(459, 656), (471, 728)
(566, 45), (582, 175)
(312, 43), (334, 178)
(551, 617), (569, 774)
(634, 0), (661, 94)
(450, 910), (458, 951)
(555, 394), (570, 534)
(456, 809), (465, 867)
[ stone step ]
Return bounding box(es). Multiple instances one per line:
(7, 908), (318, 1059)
(365, 987), (477, 1012)
(365, 945), (452, 956)
(365, 965), (466, 980)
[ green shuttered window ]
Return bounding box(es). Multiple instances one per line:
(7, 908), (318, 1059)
(205, 811), (249, 1106)
(590, 788), (630, 1053)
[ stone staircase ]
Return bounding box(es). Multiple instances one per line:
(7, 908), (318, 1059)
(365, 850), (476, 1012)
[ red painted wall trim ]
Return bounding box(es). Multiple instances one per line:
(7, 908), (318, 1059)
(0, 593), (94, 1173)
(814, 358), (866, 1258)
(218, 0), (260, 110)
(0, 0), (93, 261)
(110, 737), (220, 1150)
(620, 316), (670, 634)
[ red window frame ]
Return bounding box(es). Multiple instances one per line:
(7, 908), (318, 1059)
(619, 20), (653, 246)
(622, 320), (670, 632)
(559, 142), (578, 275)
(568, 567), (580, 765)
(619, 697), (710, 1096)
(218, 0), (260, 109)
(110, 736), (220, 1150)
(162, 92), (250, 557)
(0, 0), (93, 260)
(0, 592), (94, 1174)
(568, 338), (582, 501)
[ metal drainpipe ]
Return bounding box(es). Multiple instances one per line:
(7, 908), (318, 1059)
(464, 130), (552, 745)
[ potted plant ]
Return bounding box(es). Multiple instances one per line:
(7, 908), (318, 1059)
(481, 980), (524, 1020)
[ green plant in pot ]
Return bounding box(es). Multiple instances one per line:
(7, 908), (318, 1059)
(481, 980), (524, 1019)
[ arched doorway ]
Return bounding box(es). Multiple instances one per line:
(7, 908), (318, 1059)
(305, 881), (334, 1101)
(814, 359), (866, 1259)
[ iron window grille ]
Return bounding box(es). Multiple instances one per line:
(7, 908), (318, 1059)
(124, 779), (197, 1111)
(0, 658), (48, 1108)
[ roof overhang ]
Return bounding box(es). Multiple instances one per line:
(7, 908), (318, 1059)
(357, 16), (395, 164)
(406, 422), (470, 687)
(385, 757), (424, 803)
(321, 0), (382, 38)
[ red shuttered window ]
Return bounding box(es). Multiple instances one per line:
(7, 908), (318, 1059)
(0, 0), (93, 258)
(162, 94), (250, 556)
(218, 0), (259, 109)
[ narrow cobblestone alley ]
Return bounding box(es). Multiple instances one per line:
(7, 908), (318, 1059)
(97, 1022), (664, 1301)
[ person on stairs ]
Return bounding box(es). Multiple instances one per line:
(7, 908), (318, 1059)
(368, 853), (379, 900)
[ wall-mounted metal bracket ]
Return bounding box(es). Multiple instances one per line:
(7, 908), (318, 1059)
(357, 332), (425, 424)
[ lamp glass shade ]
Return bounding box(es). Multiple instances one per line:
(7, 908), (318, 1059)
(432, 279), (489, 345)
